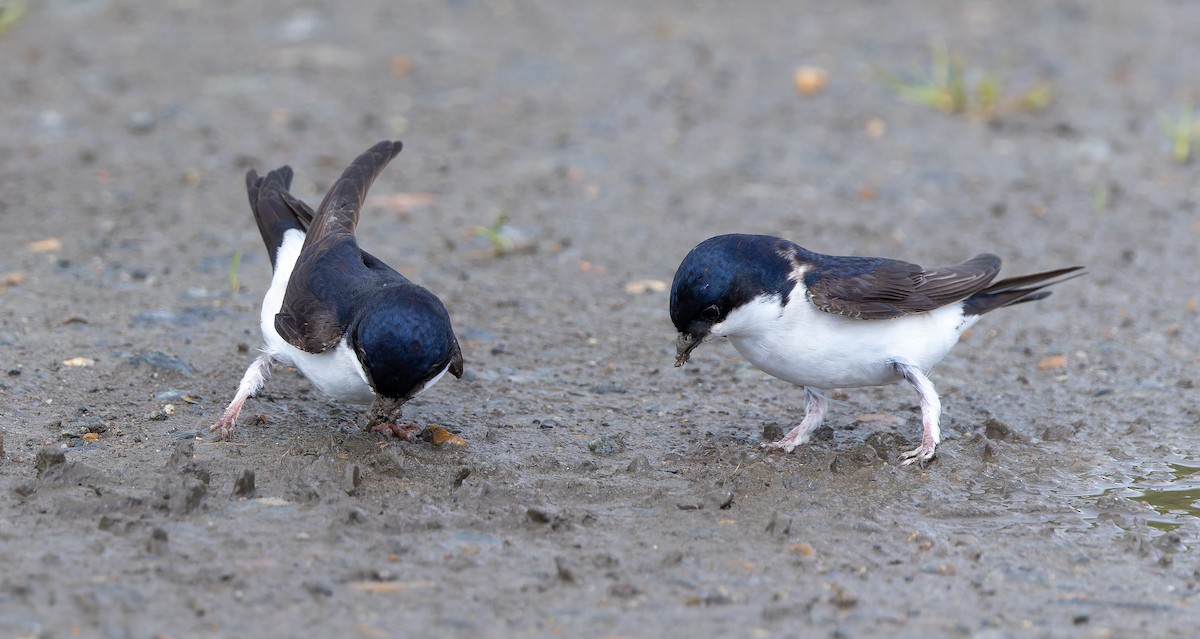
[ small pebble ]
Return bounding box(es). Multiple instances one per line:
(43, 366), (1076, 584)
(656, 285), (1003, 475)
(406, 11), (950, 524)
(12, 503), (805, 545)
(232, 469), (256, 498)
(793, 65), (828, 95)
(126, 111), (156, 133)
(587, 433), (625, 456)
(35, 447), (66, 477)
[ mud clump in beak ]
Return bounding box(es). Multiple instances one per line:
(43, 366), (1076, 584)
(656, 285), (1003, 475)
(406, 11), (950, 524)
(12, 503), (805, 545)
(675, 333), (699, 367)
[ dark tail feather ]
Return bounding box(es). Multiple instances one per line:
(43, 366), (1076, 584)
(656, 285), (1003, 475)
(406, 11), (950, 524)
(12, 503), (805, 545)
(246, 166), (318, 268)
(962, 265), (1085, 316)
(310, 140), (403, 239)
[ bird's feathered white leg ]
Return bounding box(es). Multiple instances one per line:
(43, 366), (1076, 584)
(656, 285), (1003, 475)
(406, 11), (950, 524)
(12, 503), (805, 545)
(893, 361), (941, 465)
(211, 353), (275, 441)
(763, 387), (829, 453)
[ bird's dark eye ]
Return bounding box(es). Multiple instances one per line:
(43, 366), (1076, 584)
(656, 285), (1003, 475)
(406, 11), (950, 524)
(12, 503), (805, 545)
(700, 305), (720, 322)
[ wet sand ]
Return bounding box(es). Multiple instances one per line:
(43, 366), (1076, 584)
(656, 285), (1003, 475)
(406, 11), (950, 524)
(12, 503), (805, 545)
(1, 1), (1198, 637)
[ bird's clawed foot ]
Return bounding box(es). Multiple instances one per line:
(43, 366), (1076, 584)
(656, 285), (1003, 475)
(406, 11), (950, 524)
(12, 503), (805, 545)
(760, 426), (808, 454)
(209, 408), (240, 442)
(898, 441), (937, 467)
(371, 422), (419, 441)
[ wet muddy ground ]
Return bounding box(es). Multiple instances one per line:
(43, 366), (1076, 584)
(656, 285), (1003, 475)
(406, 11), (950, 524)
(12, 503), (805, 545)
(1, 1), (1199, 637)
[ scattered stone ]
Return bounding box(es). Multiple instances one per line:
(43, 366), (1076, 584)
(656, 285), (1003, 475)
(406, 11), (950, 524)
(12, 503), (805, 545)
(346, 507), (369, 524)
(590, 552), (619, 566)
(1037, 354), (1067, 370)
(158, 475), (208, 515)
(285, 474), (321, 505)
(854, 520), (885, 534)
(625, 454), (652, 473)
(452, 467), (470, 489)
(762, 603), (799, 622)
(842, 440), (885, 468)
(661, 550), (684, 566)
(587, 433), (625, 456)
(793, 65), (828, 95)
(125, 351), (195, 376)
(35, 446), (66, 477)
(854, 413), (907, 428)
(708, 490), (734, 510)
(869, 431), (904, 452)
(126, 110), (156, 134)
(1040, 422), (1076, 442)
(154, 389), (195, 402)
(169, 441), (196, 468)
(588, 384), (626, 395)
(762, 423), (784, 442)
(830, 584), (858, 608)
(789, 542), (815, 558)
(554, 557), (575, 583)
(702, 592), (734, 606)
(73, 417), (106, 434)
(608, 583), (641, 598)
(0, 431), (4, 458)
(26, 237), (62, 253)
(303, 581), (334, 599)
(146, 527), (169, 555)
(765, 512), (791, 536)
(984, 417), (1021, 442)
(232, 469), (256, 498)
(526, 506), (556, 524)
(622, 279), (667, 295)
(344, 464), (362, 495)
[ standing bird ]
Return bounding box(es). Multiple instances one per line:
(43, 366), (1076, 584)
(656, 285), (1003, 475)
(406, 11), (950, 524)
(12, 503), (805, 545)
(670, 234), (1082, 465)
(211, 140), (463, 441)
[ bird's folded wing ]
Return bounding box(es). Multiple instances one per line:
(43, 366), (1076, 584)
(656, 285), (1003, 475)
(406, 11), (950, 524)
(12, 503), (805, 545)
(275, 236), (361, 353)
(805, 253), (1001, 319)
(275, 141), (404, 354)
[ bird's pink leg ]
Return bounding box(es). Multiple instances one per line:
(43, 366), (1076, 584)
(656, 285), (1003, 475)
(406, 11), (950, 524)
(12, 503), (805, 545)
(211, 353), (274, 441)
(893, 361), (941, 466)
(763, 388), (829, 453)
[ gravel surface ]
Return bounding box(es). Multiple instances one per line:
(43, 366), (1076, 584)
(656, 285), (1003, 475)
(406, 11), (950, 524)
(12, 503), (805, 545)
(1, 1), (1198, 637)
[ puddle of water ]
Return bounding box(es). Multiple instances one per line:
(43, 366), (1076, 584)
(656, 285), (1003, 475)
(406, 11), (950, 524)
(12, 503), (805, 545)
(1129, 463), (1200, 532)
(1078, 462), (1200, 533)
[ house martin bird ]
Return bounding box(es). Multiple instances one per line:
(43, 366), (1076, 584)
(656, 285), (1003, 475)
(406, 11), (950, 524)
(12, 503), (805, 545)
(670, 233), (1082, 465)
(211, 140), (463, 441)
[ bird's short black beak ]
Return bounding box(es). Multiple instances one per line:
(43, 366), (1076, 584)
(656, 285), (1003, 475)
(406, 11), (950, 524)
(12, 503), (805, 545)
(674, 329), (707, 367)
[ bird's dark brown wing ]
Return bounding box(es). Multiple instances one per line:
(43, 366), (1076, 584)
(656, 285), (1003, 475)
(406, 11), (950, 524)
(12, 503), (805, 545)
(275, 141), (404, 353)
(804, 252), (1002, 320)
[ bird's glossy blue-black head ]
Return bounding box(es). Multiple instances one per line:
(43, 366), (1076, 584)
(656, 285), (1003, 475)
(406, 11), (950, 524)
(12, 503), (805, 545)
(670, 234), (799, 365)
(350, 287), (463, 400)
